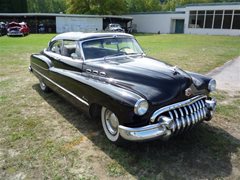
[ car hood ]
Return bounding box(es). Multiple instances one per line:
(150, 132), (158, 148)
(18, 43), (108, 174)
(84, 56), (197, 105)
(8, 27), (21, 31)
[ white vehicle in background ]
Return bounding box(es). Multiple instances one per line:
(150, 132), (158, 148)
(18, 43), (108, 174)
(105, 23), (125, 32)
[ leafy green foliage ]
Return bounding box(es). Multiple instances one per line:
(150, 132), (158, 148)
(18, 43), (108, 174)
(127, 0), (162, 12)
(161, 0), (239, 11)
(27, 0), (66, 13)
(66, 0), (127, 15)
(0, 0), (27, 13)
(65, 0), (240, 14)
(2, 0), (238, 14)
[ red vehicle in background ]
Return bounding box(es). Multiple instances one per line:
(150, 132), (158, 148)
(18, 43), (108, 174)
(7, 22), (29, 36)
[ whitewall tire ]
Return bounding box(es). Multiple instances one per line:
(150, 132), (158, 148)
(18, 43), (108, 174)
(101, 107), (122, 143)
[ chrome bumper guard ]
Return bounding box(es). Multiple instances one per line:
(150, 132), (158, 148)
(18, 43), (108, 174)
(28, 66), (32, 72)
(119, 96), (217, 141)
(7, 32), (23, 36)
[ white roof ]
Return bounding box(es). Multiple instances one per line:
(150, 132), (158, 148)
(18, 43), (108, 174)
(51, 32), (133, 42)
(0, 13), (133, 20)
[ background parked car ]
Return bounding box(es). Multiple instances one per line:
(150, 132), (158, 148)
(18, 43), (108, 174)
(7, 22), (30, 36)
(38, 23), (45, 33)
(105, 23), (125, 32)
(0, 22), (7, 36)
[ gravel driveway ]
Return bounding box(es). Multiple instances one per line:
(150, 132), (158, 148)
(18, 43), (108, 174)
(207, 57), (240, 93)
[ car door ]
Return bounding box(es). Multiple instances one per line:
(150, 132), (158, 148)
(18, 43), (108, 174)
(44, 40), (89, 109)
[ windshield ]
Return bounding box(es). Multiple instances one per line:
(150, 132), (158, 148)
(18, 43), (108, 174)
(110, 24), (120, 28)
(82, 37), (144, 60)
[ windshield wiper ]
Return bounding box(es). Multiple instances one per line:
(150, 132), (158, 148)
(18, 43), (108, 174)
(104, 52), (126, 60)
(126, 52), (146, 57)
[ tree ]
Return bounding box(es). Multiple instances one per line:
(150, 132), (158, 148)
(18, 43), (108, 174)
(66, 0), (128, 15)
(66, 0), (239, 14)
(127, 0), (162, 12)
(0, 0), (28, 13)
(27, 0), (66, 13)
(161, 0), (238, 11)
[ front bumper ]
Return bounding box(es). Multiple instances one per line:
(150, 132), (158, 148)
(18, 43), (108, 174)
(119, 116), (174, 141)
(7, 32), (23, 36)
(119, 96), (217, 141)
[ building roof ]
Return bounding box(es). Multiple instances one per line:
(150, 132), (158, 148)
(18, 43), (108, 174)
(0, 13), (133, 20)
(127, 11), (185, 15)
(177, 2), (240, 8)
(51, 32), (133, 42)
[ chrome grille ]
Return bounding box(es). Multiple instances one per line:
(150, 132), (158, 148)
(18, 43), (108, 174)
(150, 96), (207, 134)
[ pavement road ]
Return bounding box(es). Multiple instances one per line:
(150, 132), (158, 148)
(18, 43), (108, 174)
(207, 57), (240, 92)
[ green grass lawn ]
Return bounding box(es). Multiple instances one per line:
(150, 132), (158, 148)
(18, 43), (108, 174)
(136, 34), (240, 73)
(0, 34), (240, 179)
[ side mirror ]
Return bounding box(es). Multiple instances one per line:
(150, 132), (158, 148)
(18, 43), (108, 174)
(71, 53), (79, 59)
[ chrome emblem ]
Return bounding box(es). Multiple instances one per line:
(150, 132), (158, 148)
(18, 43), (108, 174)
(185, 88), (192, 97)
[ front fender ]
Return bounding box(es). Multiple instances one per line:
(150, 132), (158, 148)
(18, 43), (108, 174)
(58, 70), (144, 124)
(187, 71), (211, 92)
(88, 81), (143, 124)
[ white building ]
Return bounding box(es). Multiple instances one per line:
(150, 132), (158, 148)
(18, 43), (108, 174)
(56, 15), (103, 33)
(130, 2), (240, 36)
(55, 14), (132, 33)
(0, 13), (132, 33)
(131, 12), (185, 34)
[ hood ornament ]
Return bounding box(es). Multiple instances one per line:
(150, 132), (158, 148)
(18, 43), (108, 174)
(172, 66), (180, 75)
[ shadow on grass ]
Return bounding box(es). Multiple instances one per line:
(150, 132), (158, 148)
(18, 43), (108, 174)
(33, 84), (240, 179)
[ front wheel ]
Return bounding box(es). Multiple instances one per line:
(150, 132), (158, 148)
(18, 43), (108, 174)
(101, 107), (126, 145)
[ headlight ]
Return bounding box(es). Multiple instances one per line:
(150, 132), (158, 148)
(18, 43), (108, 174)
(208, 79), (216, 92)
(134, 99), (149, 116)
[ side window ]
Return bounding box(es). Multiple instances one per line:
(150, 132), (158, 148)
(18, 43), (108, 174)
(62, 40), (77, 57)
(50, 40), (62, 54)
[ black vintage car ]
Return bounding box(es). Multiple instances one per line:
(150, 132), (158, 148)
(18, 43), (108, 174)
(29, 32), (217, 144)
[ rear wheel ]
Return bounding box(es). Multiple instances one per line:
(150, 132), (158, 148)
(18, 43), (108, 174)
(101, 107), (126, 145)
(39, 79), (50, 92)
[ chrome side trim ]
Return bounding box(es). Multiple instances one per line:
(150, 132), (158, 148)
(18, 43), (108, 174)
(31, 62), (49, 71)
(150, 95), (207, 123)
(32, 67), (89, 106)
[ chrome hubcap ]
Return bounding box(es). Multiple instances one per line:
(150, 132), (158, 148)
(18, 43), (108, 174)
(104, 109), (119, 135)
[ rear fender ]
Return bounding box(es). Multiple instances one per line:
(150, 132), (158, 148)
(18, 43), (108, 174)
(30, 53), (53, 88)
(30, 53), (52, 70)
